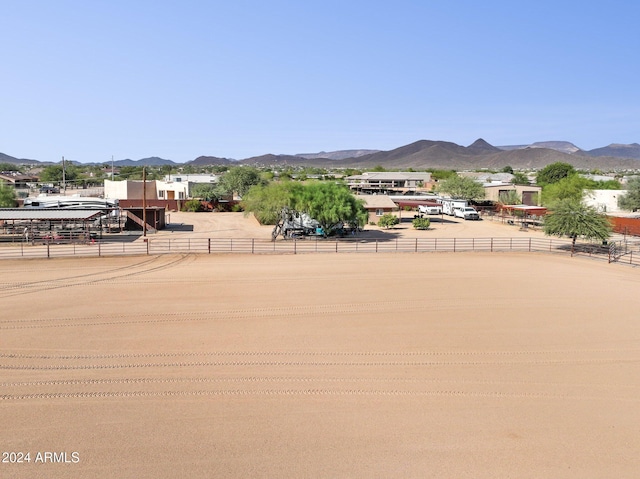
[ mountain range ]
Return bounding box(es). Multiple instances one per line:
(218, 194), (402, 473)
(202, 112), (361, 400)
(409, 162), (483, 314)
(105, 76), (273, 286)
(2, 140), (640, 171)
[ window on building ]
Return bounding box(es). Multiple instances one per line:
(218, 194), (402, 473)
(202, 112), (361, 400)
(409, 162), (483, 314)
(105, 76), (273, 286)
(158, 190), (165, 198)
(376, 209), (384, 216)
(178, 192), (185, 199)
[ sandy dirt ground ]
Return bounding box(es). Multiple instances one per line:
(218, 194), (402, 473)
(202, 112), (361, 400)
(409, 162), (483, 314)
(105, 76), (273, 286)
(160, 210), (553, 241)
(1, 214), (639, 478)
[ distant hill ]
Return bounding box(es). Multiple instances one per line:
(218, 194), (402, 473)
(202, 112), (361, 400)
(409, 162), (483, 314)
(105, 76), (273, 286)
(4, 138), (640, 171)
(188, 156), (237, 166)
(295, 149), (380, 160)
(113, 157), (177, 167)
(584, 143), (640, 159)
(0, 152), (39, 165)
(497, 141), (581, 154)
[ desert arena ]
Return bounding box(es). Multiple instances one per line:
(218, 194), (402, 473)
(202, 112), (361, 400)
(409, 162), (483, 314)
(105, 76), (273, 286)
(1, 214), (640, 478)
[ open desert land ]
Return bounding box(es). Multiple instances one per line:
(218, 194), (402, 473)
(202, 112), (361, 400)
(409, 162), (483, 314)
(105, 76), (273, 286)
(1, 213), (640, 478)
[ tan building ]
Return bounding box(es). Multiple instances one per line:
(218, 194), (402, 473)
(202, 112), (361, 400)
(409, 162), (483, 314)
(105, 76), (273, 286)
(357, 195), (399, 223)
(482, 182), (541, 206)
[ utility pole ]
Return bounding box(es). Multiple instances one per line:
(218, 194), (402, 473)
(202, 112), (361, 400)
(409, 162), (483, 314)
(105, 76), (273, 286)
(142, 167), (147, 238)
(62, 156), (66, 193)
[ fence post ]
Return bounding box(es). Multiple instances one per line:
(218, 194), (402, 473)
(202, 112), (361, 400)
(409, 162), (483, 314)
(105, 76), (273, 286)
(453, 238), (456, 253)
(294, 239), (297, 254)
(335, 240), (338, 253)
(491, 237), (493, 252)
(146, 239), (149, 255)
(230, 239), (233, 252)
(529, 238), (531, 252)
(98, 242), (101, 257)
(375, 240), (378, 253)
(415, 238), (418, 252)
(47, 243), (50, 259)
(208, 238), (211, 254)
(395, 238), (398, 251)
(252, 238), (255, 254)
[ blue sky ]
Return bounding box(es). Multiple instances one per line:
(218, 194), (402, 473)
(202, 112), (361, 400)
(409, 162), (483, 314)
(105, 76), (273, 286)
(2, 0), (639, 163)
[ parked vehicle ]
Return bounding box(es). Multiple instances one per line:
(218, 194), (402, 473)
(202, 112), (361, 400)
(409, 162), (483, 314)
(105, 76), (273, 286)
(439, 199), (468, 216)
(454, 207), (480, 220)
(418, 204), (442, 215)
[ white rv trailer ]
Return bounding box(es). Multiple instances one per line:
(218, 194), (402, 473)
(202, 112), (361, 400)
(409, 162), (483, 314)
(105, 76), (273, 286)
(438, 198), (468, 216)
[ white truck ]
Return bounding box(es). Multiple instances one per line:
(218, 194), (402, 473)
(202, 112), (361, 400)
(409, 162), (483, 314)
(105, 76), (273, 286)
(454, 206), (481, 220)
(418, 204), (442, 215)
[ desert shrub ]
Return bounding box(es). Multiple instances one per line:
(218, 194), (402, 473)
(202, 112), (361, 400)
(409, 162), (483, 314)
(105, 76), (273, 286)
(182, 199), (204, 212)
(377, 213), (399, 229)
(412, 217), (431, 230)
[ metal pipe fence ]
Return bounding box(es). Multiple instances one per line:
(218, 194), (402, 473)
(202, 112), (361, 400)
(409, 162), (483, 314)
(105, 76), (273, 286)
(1, 236), (637, 266)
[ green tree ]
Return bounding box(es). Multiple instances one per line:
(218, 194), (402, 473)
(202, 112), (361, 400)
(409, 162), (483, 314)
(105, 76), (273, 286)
(543, 198), (612, 252)
(116, 166), (144, 180)
(189, 183), (225, 202)
(378, 213), (399, 229)
(242, 181), (302, 224)
(0, 163), (21, 172)
(39, 164), (79, 183)
(502, 165), (514, 174)
(218, 166), (263, 197)
(293, 182), (367, 235)
(412, 217), (430, 230)
(426, 169), (457, 181)
(511, 172), (530, 185)
(437, 175), (485, 200)
(536, 162), (576, 186)
(618, 177), (640, 212)
(0, 184), (17, 207)
(541, 175), (588, 205)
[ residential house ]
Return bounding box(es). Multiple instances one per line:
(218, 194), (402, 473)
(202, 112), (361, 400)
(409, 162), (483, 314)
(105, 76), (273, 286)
(357, 194), (399, 224)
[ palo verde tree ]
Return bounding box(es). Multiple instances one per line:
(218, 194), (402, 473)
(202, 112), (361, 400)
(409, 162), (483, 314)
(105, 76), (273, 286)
(241, 180), (303, 224)
(437, 175), (485, 200)
(540, 175), (588, 205)
(618, 177), (640, 212)
(543, 198), (612, 252)
(293, 182), (367, 235)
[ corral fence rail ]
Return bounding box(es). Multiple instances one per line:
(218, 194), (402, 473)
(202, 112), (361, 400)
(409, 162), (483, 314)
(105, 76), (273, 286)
(1, 236), (637, 266)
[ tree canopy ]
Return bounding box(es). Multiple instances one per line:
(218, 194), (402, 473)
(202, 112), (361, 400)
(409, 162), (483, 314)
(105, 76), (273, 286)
(39, 164), (79, 183)
(437, 175), (485, 200)
(0, 185), (17, 207)
(543, 198), (611, 249)
(218, 166), (263, 197)
(293, 182), (367, 234)
(618, 177), (640, 212)
(241, 181), (302, 224)
(242, 181), (367, 235)
(536, 162), (576, 186)
(189, 183), (226, 202)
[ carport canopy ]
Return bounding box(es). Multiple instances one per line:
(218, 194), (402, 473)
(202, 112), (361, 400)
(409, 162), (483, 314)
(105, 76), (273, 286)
(0, 209), (104, 221)
(499, 205), (547, 216)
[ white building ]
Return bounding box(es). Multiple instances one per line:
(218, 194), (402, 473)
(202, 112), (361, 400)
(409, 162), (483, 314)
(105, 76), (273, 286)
(584, 189), (628, 214)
